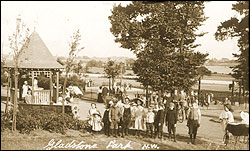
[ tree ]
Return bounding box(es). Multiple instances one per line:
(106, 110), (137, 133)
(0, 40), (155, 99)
(73, 60), (84, 77)
(104, 59), (120, 90)
(215, 1), (249, 91)
(63, 29), (84, 95)
(125, 58), (135, 69)
(84, 64), (89, 73)
(133, 48), (208, 93)
(86, 59), (104, 68)
(8, 16), (30, 131)
(109, 1), (208, 97)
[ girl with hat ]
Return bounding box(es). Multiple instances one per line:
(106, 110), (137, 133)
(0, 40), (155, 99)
(134, 99), (145, 137)
(219, 103), (234, 132)
(88, 103), (102, 133)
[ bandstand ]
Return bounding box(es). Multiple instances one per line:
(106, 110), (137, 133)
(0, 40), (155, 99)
(4, 31), (71, 113)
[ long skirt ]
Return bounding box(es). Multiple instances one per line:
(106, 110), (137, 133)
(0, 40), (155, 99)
(97, 93), (103, 103)
(135, 116), (145, 130)
(89, 115), (102, 131)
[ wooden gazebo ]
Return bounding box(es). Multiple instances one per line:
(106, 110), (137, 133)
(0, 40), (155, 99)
(4, 31), (67, 111)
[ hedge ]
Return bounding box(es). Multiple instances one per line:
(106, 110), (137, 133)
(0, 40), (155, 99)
(1, 109), (91, 134)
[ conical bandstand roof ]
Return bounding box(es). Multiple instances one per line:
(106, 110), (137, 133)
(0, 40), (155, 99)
(5, 31), (64, 70)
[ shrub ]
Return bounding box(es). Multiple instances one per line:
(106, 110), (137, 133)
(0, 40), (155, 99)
(13, 108), (90, 134)
(1, 111), (12, 132)
(1, 74), (8, 85)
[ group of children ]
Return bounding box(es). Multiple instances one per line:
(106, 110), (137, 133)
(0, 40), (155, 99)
(88, 94), (202, 144)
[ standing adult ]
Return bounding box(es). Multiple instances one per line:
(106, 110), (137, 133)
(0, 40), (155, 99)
(187, 100), (201, 145)
(102, 86), (109, 105)
(97, 86), (103, 103)
(165, 102), (178, 142)
(22, 81), (29, 101)
(219, 104), (234, 132)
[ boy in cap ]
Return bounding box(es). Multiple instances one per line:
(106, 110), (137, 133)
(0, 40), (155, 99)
(187, 100), (201, 145)
(109, 98), (122, 137)
(103, 103), (111, 137)
(154, 101), (165, 139)
(120, 98), (131, 137)
(145, 106), (155, 138)
(165, 102), (178, 142)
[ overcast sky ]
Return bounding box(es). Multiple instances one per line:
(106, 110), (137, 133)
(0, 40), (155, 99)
(1, 1), (240, 59)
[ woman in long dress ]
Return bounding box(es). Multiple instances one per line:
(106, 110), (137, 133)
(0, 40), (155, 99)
(97, 86), (103, 103)
(22, 81), (29, 101)
(219, 104), (234, 132)
(88, 103), (102, 132)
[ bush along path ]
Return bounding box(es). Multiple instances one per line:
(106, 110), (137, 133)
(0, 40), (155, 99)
(1, 108), (91, 135)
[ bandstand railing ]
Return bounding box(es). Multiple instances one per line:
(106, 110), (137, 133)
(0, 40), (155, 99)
(32, 90), (51, 104)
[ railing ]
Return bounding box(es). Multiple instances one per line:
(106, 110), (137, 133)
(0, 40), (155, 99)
(32, 90), (51, 104)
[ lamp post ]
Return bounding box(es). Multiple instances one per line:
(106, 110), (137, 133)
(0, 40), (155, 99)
(108, 76), (111, 95)
(198, 76), (201, 104)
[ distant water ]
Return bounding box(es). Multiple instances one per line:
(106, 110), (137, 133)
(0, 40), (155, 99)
(205, 66), (233, 74)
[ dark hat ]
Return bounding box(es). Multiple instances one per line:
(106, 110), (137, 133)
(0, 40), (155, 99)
(93, 112), (101, 117)
(224, 104), (234, 112)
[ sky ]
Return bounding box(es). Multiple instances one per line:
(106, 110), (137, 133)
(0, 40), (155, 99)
(1, 1), (240, 60)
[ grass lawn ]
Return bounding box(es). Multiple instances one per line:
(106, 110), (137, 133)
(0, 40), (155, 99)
(1, 122), (248, 150)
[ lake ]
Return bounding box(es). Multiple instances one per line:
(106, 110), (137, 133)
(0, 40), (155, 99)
(205, 66), (233, 74)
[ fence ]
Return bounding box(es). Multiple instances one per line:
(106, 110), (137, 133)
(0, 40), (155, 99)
(33, 90), (51, 104)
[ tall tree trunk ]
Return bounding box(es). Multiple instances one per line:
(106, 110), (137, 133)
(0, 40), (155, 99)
(198, 77), (201, 103)
(112, 77), (114, 94)
(5, 71), (10, 113)
(62, 72), (68, 114)
(239, 81), (242, 106)
(231, 80), (234, 105)
(180, 33), (184, 54)
(63, 72), (68, 95)
(108, 77), (111, 93)
(12, 64), (18, 131)
(146, 85), (148, 107)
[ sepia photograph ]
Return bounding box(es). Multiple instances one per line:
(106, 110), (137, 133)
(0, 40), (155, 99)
(1, 1), (249, 150)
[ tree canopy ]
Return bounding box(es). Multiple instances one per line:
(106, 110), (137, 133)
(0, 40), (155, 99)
(215, 1), (249, 90)
(104, 59), (120, 79)
(109, 1), (209, 93)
